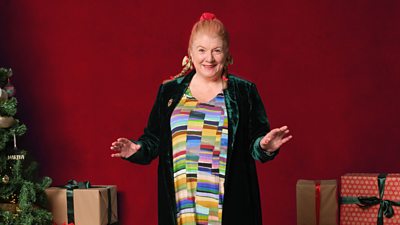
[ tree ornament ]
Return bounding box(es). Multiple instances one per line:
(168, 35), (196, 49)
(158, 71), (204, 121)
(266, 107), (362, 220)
(0, 116), (16, 128)
(2, 174), (10, 184)
(7, 133), (25, 160)
(6, 68), (13, 78)
(4, 79), (16, 97)
(0, 88), (8, 101)
(0, 68), (12, 87)
(9, 193), (18, 204)
(0, 193), (18, 204)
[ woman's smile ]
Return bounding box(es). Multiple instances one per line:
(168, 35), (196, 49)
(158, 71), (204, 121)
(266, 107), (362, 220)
(189, 33), (227, 80)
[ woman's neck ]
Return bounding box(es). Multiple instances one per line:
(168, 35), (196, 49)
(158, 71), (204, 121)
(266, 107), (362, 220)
(192, 73), (222, 85)
(189, 73), (224, 103)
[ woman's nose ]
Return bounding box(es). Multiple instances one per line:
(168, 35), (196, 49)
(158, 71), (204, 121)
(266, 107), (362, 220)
(205, 51), (215, 62)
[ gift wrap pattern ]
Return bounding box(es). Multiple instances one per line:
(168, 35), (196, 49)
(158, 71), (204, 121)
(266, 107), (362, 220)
(340, 173), (400, 225)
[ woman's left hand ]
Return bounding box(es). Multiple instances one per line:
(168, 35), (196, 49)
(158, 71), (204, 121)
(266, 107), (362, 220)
(260, 126), (292, 153)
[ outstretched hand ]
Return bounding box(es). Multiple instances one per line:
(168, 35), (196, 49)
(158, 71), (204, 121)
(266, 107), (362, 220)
(110, 138), (141, 158)
(260, 126), (292, 153)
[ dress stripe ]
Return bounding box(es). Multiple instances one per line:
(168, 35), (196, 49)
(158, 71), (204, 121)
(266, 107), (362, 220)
(171, 88), (228, 225)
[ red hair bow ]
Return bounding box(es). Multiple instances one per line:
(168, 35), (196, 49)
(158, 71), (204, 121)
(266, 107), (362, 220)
(200, 12), (216, 20)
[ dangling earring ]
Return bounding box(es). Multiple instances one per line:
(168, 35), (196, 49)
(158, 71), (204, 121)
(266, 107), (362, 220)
(227, 55), (233, 65)
(222, 55), (233, 83)
(169, 56), (193, 80)
(224, 55), (233, 75)
(182, 55), (193, 71)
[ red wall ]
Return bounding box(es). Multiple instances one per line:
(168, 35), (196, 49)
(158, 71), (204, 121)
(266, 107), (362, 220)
(1, 1), (400, 224)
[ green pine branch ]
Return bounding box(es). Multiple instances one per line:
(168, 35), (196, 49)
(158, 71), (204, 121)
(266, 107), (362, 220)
(0, 67), (52, 225)
(0, 98), (17, 117)
(0, 122), (27, 151)
(0, 68), (11, 88)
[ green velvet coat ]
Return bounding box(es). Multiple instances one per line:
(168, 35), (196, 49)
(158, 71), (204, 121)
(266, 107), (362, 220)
(126, 71), (278, 225)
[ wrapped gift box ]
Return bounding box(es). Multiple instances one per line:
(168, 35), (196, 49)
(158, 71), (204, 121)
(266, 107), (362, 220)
(45, 185), (118, 225)
(296, 179), (338, 225)
(340, 173), (400, 225)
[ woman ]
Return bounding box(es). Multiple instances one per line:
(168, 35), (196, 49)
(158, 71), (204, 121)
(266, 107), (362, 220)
(111, 12), (292, 225)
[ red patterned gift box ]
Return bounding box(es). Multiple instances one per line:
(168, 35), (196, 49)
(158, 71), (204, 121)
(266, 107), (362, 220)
(340, 173), (400, 225)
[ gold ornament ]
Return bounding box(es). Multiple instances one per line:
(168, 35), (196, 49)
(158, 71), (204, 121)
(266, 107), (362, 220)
(168, 99), (173, 107)
(7, 154), (25, 160)
(0, 203), (18, 213)
(0, 116), (16, 128)
(9, 194), (17, 204)
(2, 174), (9, 184)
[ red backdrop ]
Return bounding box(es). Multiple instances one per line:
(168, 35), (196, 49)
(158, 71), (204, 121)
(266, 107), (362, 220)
(1, 1), (400, 224)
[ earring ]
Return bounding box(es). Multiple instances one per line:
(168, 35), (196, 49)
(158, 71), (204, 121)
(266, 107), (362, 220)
(182, 56), (193, 71)
(227, 55), (233, 65)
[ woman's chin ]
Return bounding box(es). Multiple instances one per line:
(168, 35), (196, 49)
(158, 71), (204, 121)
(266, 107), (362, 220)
(197, 69), (221, 78)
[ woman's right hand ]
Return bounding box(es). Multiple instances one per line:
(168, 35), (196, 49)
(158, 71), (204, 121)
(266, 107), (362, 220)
(110, 138), (141, 158)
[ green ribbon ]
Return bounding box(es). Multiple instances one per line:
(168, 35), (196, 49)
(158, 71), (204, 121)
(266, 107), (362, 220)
(107, 188), (112, 223)
(341, 173), (400, 225)
(63, 180), (91, 223)
(62, 180), (113, 225)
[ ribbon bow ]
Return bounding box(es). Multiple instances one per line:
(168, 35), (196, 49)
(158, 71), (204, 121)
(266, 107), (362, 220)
(64, 180), (91, 189)
(341, 173), (400, 225)
(358, 196), (400, 220)
(63, 180), (91, 223)
(60, 180), (113, 225)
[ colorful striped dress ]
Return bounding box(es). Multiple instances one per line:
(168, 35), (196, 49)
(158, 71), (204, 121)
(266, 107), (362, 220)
(170, 87), (228, 225)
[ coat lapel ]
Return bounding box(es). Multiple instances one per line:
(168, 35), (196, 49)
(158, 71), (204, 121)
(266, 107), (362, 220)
(224, 76), (239, 145)
(223, 76), (239, 178)
(164, 72), (193, 117)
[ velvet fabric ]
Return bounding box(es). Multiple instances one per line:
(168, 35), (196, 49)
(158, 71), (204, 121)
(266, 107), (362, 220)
(125, 71), (278, 225)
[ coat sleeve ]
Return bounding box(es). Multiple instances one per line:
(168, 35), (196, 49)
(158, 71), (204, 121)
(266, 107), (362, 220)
(124, 85), (163, 165)
(248, 83), (279, 163)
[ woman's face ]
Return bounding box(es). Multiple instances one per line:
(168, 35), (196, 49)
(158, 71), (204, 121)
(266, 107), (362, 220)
(189, 33), (227, 80)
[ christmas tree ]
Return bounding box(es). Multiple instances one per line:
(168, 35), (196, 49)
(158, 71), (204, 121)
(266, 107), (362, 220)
(0, 68), (53, 225)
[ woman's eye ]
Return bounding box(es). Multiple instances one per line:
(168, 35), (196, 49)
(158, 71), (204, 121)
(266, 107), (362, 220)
(214, 49), (222, 53)
(198, 49), (205, 53)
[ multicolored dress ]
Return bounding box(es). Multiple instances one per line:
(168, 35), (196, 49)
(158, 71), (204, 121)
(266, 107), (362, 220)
(170, 87), (229, 225)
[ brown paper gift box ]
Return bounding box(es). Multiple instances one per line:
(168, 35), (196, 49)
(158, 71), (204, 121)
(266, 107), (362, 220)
(296, 179), (338, 225)
(45, 185), (118, 225)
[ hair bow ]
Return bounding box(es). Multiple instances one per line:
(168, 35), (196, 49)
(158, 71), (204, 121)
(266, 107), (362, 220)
(200, 12), (216, 20)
